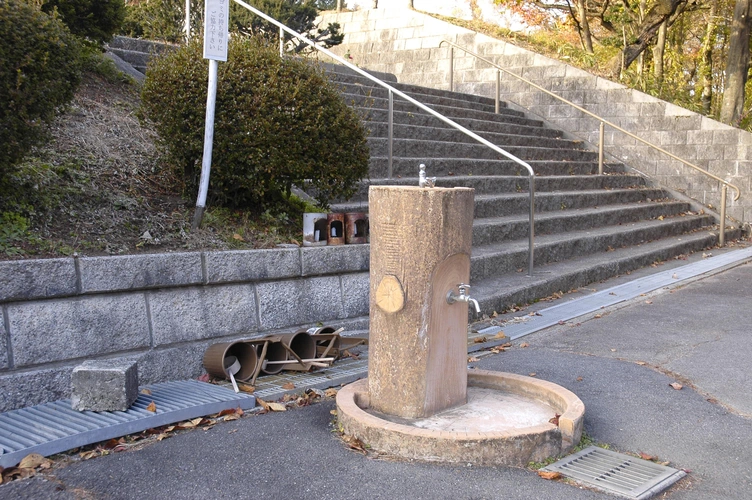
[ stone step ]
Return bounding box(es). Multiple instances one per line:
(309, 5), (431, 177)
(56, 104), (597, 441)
(327, 68), (495, 106)
(340, 174), (646, 201)
(337, 81), (504, 115)
(469, 215), (718, 281)
(366, 157), (621, 178)
(361, 108), (557, 138)
(108, 35), (176, 55)
(350, 93), (541, 126)
(364, 121), (582, 150)
(107, 47), (149, 73)
(366, 137), (597, 162)
(471, 201), (695, 246)
(470, 227), (737, 315)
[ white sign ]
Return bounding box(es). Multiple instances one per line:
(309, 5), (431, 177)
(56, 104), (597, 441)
(203, 0), (229, 61)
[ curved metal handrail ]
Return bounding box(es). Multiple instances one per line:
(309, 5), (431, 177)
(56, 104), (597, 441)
(440, 39), (740, 245)
(232, 0), (537, 274)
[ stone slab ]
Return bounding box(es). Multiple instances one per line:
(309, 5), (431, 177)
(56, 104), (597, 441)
(71, 359), (139, 412)
(134, 343), (211, 385)
(300, 245), (370, 276)
(0, 311), (7, 370)
(205, 248), (301, 283)
(0, 258), (76, 302)
(79, 253), (203, 292)
(0, 366), (71, 412)
(256, 276), (343, 330)
(148, 284), (257, 346)
(8, 295), (151, 367)
(341, 273), (369, 318)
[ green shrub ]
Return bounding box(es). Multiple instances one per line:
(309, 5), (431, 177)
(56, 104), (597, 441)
(0, 0), (82, 177)
(121, 0), (203, 43)
(40, 0), (126, 45)
(140, 37), (369, 209)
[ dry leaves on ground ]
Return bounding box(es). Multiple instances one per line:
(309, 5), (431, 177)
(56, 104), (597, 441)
(669, 382), (683, 390)
(146, 401), (157, 412)
(282, 382), (295, 390)
(0, 453), (53, 484)
(537, 470), (562, 480)
(342, 434), (368, 455)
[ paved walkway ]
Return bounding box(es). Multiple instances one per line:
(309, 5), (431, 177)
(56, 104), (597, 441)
(3, 256), (752, 499)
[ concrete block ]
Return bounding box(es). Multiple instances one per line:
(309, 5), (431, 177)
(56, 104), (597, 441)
(135, 343), (210, 385)
(0, 258), (76, 303)
(341, 272), (369, 318)
(148, 284), (257, 345)
(687, 130), (715, 145)
(257, 276), (344, 330)
(71, 359), (138, 412)
(713, 129), (741, 146)
(0, 366), (71, 412)
(301, 245), (370, 276)
(0, 313), (7, 370)
(205, 248), (301, 284)
(665, 102), (696, 117)
(8, 295), (151, 367)
(79, 253), (203, 293)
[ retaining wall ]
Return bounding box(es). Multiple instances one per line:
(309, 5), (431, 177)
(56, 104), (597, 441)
(0, 247), (370, 411)
(319, 7), (752, 223)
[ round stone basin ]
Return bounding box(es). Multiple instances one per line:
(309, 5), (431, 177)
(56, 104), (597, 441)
(336, 369), (585, 467)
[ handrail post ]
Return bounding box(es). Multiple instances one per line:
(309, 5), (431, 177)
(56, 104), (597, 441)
(449, 47), (454, 92)
(528, 175), (535, 277)
(598, 122), (605, 175)
(388, 89), (394, 179)
(720, 185), (728, 247)
(279, 26), (284, 56)
(495, 70), (500, 114)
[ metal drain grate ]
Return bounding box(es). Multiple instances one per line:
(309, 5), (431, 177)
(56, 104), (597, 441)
(542, 446), (686, 499)
(0, 380), (255, 467)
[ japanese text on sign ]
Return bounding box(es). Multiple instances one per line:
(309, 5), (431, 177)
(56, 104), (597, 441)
(203, 0), (229, 61)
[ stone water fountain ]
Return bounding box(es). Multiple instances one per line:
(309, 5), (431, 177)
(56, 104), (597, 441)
(336, 175), (585, 466)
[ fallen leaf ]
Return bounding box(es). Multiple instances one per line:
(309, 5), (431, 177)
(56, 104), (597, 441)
(232, 233), (244, 241)
(330, 409), (338, 416)
(576, 376), (583, 382)
(670, 382), (683, 390)
(493, 331), (506, 339)
(268, 402), (287, 412)
(140, 388), (152, 395)
(610, 349), (617, 352)
(216, 408), (241, 417)
(519, 342), (529, 348)
(256, 398), (270, 411)
(657, 215), (664, 220)
(197, 373), (210, 383)
(594, 314), (602, 319)
(79, 450), (99, 460)
(639, 452), (655, 461)
(223, 414), (240, 421)
(467, 356), (479, 362)
(342, 434), (367, 455)
(529, 372), (537, 377)
(557, 320), (565, 325)
(325, 388), (338, 398)
(282, 382), (295, 390)
(636, 361), (647, 366)
(501, 342), (512, 348)
(473, 336), (487, 343)
(549, 413), (561, 426)
(156, 433), (170, 441)
(645, 300), (653, 305)
(490, 311), (498, 318)
(19, 453), (50, 470)
(190, 417), (204, 426)
(146, 401), (157, 412)
(238, 383), (255, 394)
(538, 470), (562, 480)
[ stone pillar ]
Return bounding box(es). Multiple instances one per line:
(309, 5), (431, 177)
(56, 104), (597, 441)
(368, 186), (474, 418)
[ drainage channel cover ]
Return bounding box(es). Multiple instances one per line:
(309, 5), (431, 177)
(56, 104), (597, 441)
(0, 380), (255, 468)
(542, 446), (686, 499)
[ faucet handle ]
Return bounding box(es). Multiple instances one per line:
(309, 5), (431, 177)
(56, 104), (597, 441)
(457, 283), (470, 295)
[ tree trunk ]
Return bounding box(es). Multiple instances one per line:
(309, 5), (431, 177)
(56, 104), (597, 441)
(720, 0), (752, 125)
(652, 20), (668, 84)
(617, 0), (688, 72)
(577, 0), (594, 53)
(700, 1), (717, 114)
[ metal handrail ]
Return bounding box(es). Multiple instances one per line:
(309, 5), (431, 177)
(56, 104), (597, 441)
(441, 39), (741, 246)
(232, 0), (537, 275)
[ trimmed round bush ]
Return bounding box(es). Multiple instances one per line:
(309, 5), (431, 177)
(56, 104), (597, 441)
(141, 37), (370, 209)
(0, 0), (82, 176)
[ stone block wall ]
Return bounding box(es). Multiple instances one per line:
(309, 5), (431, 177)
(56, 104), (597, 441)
(319, 7), (752, 223)
(0, 247), (370, 411)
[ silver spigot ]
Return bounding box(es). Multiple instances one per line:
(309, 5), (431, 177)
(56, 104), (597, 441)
(447, 283), (480, 314)
(418, 164), (436, 188)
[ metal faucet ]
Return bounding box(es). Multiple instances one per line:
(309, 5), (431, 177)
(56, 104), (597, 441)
(446, 283), (480, 314)
(418, 164), (436, 188)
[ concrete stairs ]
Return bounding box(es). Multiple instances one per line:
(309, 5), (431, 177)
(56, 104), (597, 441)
(327, 66), (738, 315)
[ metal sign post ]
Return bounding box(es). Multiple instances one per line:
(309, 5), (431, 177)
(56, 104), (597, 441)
(192, 0), (230, 230)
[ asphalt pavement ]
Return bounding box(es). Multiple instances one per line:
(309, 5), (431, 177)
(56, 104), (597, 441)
(2, 258), (752, 500)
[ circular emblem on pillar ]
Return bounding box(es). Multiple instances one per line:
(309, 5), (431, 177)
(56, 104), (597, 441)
(375, 275), (405, 313)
